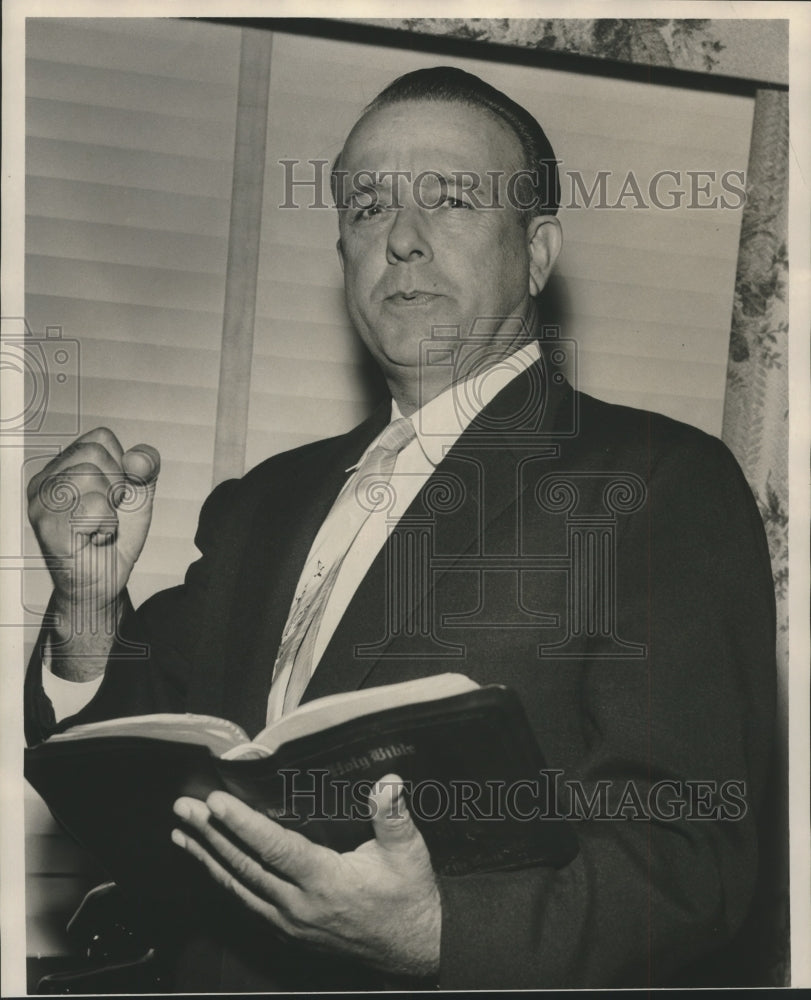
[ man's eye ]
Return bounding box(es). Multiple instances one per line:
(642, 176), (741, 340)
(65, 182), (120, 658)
(352, 203), (383, 221)
(442, 195), (472, 210)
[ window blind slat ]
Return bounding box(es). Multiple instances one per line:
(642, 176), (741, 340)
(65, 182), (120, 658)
(27, 57), (237, 120)
(28, 177), (231, 236)
(27, 256), (227, 313)
(253, 317), (371, 364)
(73, 377), (217, 426)
(44, 342), (221, 388)
(27, 18), (242, 83)
(28, 136), (233, 199)
(581, 322), (728, 364)
(27, 217), (228, 275)
(578, 352), (727, 400)
(255, 281), (347, 323)
(249, 356), (378, 403)
(26, 294), (224, 349)
(26, 97), (238, 161)
(562, 277), (737, 331)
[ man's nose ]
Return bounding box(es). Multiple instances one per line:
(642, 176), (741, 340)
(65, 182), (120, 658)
(385, 207), (433, 264)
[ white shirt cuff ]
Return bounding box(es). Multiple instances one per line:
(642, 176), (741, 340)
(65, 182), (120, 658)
(41, 639), (105, 722)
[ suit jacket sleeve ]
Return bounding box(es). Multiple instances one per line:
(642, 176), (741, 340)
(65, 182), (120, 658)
(435, 435), (776, 988)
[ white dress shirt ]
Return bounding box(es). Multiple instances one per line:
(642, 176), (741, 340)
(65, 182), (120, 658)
(265, 339), (541, 720)
(44, 341), (541, 723)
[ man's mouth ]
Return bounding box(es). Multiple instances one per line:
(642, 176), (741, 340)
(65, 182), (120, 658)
(385, 291), (441, 306)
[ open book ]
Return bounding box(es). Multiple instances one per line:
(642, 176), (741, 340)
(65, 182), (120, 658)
(26, 674), (577, 902)
(45, 673), (479, 759)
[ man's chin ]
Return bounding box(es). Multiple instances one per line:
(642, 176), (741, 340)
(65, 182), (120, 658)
(372, 326), (438, 366)
(376, 344), (424, 373)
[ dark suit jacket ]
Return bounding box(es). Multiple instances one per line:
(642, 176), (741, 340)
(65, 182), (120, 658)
(25, 360), (777, 990)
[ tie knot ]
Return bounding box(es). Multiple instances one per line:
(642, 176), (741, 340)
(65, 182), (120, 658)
(347, 416), (416, 516)
(376, 416), (416, 456)
(350, 417), (415, 512)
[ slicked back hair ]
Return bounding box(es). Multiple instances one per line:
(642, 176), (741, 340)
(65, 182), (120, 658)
(332, 66), (560, 220)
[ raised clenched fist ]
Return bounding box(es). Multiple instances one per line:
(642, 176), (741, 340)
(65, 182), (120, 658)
(27, 427), (160, 667)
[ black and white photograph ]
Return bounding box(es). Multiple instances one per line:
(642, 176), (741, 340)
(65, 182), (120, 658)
(1, 2), (808, 994)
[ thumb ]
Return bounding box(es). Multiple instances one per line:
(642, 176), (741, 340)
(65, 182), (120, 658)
(115, 446), (161, 562)
(116, 445), (160, 516)
(369, 774), (423, 854)
(121, 444), (160, 487)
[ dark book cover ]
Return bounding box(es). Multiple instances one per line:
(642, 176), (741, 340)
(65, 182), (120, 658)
(25, 686), (578, 903)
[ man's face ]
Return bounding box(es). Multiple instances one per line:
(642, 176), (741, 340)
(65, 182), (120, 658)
(336, 100), (559, 407)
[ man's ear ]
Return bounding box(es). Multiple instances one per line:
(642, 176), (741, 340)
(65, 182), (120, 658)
(526, 216), (562, 297)
(336, 237), (345, 273)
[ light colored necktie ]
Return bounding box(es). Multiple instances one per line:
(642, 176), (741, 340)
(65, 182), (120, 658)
(271, 416), (416, 715)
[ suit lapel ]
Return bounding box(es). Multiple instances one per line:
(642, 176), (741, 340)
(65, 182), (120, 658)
(301, 357), (574, 703)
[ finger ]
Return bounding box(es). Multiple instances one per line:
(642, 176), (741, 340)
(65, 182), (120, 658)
(45, 428), (124, 471)
(171, 826), (287, 928)
(173, 796), (299, 904)
(369, 775), (426, 854)
(173, 795), (212, 825)
(205, 792), (328, 887)
(28, 442), (124, 506)
(30, 463), (120, 540)
(71, 427), (125, 463)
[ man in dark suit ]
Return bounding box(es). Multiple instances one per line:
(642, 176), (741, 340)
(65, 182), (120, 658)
(25, 68), (776, 990)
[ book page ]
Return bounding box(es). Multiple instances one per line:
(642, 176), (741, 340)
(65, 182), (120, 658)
(47, 713), (250, 757)
(238, 673), (479, 757)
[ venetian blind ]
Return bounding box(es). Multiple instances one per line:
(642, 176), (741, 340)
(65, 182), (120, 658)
(24, 16), (241, 960)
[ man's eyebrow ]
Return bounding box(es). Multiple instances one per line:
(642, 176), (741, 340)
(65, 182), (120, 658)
(413, 170), (482, 184)
(424, 170), (491, 195)
(341, 174), (389, 196)
(446, 170), (483, 184)
(340, 170), (485, 188)
(335, 169), (492, 210)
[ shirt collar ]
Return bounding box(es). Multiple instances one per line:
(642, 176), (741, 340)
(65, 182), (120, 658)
(396, 339), (541, 467)
(346, 340), (542, 474)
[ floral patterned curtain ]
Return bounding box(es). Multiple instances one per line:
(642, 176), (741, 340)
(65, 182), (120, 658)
(720, 87), (790, 987)
(722, 88), (788, 672)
